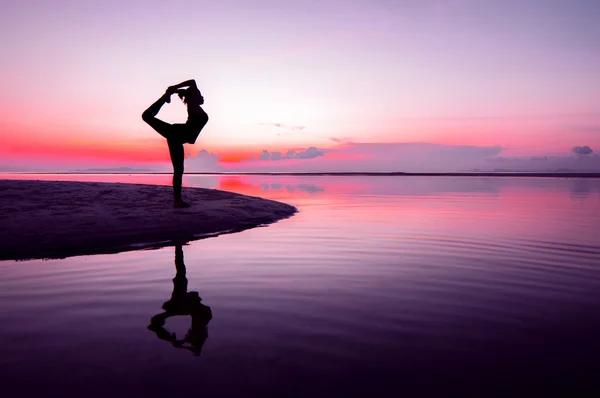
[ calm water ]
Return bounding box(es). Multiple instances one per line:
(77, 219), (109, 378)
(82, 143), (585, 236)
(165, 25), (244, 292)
(2, 174), (600, 396)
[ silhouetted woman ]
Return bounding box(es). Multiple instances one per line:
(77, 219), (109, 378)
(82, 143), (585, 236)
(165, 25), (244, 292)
(142, 79), (209, 208)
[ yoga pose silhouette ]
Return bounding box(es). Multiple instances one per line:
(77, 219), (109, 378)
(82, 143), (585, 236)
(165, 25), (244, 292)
(142, 79), (209, 208)
(148, 245), (212, 356)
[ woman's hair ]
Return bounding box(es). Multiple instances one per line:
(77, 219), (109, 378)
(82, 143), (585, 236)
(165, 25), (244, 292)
(178, 87), (202, 104)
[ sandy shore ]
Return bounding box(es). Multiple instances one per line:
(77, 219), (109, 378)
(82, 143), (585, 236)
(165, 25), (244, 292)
(0, 180), (297, 261)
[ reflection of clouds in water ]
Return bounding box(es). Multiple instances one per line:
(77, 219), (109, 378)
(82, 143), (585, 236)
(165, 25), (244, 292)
(241, 176), (504, 196)
(361, 177), (502, 197)
(226, 176), (507, 197)
(295, 184), (324, 193)
(348, 177), (600, 199)
(185, 175), (220, 190)
(259, 182), (324, 194)
(569, 179), (592, 200)
(187, 175), (600, 200)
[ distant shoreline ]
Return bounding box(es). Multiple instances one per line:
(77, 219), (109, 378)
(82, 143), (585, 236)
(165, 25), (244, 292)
(4, 171), (600, 178)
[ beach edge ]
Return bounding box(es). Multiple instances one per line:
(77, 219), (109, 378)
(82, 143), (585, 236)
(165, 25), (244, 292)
(1, 180), (297, 261)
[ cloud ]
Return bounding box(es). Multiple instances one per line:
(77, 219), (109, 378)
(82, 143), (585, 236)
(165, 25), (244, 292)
(482, 153), (600, 172)
(177, 143), (600, 174)
(257, 146), (325, 161)
(259, 150), (271, 161)
(569, 125), (600, 134)
(290, 147), (325, 159)
(258, 122), (306, 131)
(572, 145), (594, 155)
(223, 142), (504, 172)
(184, 149), (221, 172)
(329, 137), (353, 144)
(334, 142), (504, 172)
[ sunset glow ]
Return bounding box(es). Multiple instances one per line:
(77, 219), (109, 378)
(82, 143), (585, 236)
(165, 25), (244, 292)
(2, 0), (599, 172)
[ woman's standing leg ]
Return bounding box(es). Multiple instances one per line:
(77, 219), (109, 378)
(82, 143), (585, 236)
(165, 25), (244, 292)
(142, 92), (189, 207)
(168, 139), (189, 208)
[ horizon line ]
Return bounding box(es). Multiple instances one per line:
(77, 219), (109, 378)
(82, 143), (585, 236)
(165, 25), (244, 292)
(3, 172), (600, 178)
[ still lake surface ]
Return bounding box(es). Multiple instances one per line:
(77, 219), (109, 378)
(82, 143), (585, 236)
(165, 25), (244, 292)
(2, 174), (600, 396)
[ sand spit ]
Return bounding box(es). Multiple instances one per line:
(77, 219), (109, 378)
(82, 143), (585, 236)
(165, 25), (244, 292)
(0, 180), (297, 261)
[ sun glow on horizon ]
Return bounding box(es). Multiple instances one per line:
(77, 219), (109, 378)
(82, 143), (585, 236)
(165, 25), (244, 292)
(1, 0), (599, 172)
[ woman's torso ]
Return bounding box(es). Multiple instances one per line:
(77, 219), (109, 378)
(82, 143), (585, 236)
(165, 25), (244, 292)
(186, 103), (208, 124)
(184, 104), (209, 143)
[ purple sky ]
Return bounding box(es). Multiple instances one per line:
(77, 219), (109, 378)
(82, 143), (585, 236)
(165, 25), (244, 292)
(1, 0), (600, 172)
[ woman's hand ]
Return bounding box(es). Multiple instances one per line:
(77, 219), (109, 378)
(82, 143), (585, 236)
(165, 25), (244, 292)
(164, 86), (177, 103)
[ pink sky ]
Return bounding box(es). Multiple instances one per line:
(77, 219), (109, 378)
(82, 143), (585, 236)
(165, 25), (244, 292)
(1, 0), (600, 172)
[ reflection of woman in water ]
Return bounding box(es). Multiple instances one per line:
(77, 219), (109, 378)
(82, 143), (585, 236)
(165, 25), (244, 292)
(142, 80), (209, 208)
(147, 245), (212, 356)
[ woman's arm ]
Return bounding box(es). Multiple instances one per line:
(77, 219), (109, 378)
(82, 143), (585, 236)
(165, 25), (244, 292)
(168, 79), (197, 91)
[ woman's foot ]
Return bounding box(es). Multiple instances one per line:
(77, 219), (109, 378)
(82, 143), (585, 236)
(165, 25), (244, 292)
(174, 199), (191, 208)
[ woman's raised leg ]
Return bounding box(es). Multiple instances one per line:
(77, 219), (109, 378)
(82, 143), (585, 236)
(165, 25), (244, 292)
(142, 93), (174, 140)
